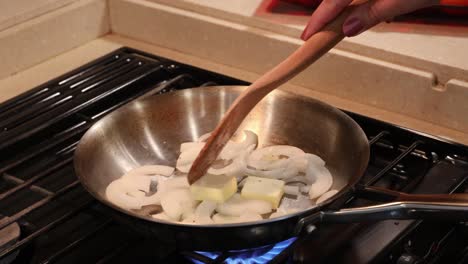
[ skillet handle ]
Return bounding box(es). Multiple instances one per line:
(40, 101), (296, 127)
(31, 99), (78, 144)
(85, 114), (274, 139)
(295, 186), (468, 235)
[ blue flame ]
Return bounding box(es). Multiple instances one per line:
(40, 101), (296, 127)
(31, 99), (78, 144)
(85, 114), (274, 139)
(190, 237), (297, 264)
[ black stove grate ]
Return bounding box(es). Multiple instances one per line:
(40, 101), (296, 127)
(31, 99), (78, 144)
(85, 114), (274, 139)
(0, 47), (467, 264)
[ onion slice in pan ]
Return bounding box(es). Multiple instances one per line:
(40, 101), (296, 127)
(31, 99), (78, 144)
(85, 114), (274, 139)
(245, 164), (299, 180)
(197, 132), (211, 142)
(126, 165), (174, 177)
(308, 165), (333, 200)
(180, 142), (205, 153)
(213, 213), (262, 224)
(105, 177), (161, 210)
(157, 176), (189, 193)
(247, 145), (305, 170)
(316, 189), (338, 204)
(269, 208), (300, 219)
(194, 200), (217, 224)
(219, 130), (258, 160)
(151, 212), (172, 221)
(176, 130), (257, 172)
(244, 153), (312, 180)
(283, 185), (300, 197)
(160, 188), (197, 221)
(208, 144), (255, 179)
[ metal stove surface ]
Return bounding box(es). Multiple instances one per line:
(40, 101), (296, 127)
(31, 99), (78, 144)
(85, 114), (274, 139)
(0, 48), (467, 264)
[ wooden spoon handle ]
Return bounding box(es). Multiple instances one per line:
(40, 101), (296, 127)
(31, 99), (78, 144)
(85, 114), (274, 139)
(248, 13), (348, 98)
(187, 7), (353, 184)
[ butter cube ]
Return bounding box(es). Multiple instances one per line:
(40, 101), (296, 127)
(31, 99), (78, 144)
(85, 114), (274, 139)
(190, 174), (237, 203)
(241, 176), (285, 208)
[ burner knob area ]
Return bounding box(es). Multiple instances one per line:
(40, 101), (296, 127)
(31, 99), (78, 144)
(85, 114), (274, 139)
(397, 254), (419, 264)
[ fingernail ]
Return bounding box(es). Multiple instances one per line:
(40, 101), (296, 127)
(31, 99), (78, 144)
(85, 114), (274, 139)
(343, 17), (364, 37)
(300, 27), (309, 41)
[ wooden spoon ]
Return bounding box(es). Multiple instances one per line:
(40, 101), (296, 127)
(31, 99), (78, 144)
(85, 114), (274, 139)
(187, 7), (354, 185)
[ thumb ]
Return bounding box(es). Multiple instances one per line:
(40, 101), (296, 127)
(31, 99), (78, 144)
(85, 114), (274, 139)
(342, 0), (439, 37)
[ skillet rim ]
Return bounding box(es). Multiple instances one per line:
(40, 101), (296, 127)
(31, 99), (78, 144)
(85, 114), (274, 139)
(73, 85), (370, 229)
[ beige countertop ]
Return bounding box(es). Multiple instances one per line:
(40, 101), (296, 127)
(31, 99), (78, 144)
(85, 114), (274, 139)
(154, 0), (468, 83)
(1, 34), (467, 146)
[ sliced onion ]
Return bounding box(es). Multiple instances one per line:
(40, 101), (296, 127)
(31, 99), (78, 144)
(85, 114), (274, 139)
(160, 188), (197, 221)
(197, 132), (212, 142)
(247, 145), (305, 170)
(207, 159), (244, 178)
(285, 176), (309, 185)
(244, 150), (312, 180)
(208, 144), (255, 178)
(308, 166), (333, 200)
(305, 153), (325, 167)
(140, 193), (161, 206)
(316, 189), (338, 204)
(304, 155), (322, 181)
(120, 175), (152, 192)
(212, 214), (238, 224)
(125, 165), (175, 177)
(127, 190), (146, 198)
(182, 209), (195, 221)
(284, 185), (300, 197)
(245, 154), (302, 180)
(180, 142), (205, 153)
(181, 213), (196, 224)
(176, 163), (191, 173)
(194, 200), (217, 224)
(269, 208), (300, 219)
(246, 154), (322, 182)
(158, 176), (189, 193)
(289, 155), (309, 172)
(176, 146), (204, 169)
(151, 212), (172, 221)
(245, 165), (298, 180)
(212, 213), (262, 224)
(216, 194), (272, 216)
(219, 130), (258, 160)
(106, 179), (142, 209)
(105, 177), (161, 210)
(178, 144), (255, 178)
(176, 130), (258, 173)
(133, 204), (162, 216)
(238, 213), (263, 222)
(300, 185), (311, 193)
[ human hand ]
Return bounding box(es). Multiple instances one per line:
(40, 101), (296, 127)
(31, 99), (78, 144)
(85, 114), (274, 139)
(300, 0), (440, 40)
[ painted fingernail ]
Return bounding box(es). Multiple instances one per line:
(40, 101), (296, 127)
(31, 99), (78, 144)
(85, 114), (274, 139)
(343, 17), (364, 37)
(300, 26), (309, 40)
(300, 22), (317, 41)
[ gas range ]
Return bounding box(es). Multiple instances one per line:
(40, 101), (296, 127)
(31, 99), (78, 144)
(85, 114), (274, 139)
(0, 47), (467, 264)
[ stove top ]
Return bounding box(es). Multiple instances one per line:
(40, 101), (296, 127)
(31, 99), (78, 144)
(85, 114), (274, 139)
(0, 47), (467, 264)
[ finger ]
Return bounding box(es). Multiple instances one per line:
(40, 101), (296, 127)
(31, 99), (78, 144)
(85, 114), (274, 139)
(342, 0), (439, 37)
(301, 0), (353, 40)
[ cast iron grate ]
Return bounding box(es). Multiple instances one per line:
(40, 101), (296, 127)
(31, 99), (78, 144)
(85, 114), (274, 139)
(0, 47), (467, 264)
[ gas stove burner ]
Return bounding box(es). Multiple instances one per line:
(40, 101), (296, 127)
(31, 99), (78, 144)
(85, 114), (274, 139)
(188, 237), (297, 264)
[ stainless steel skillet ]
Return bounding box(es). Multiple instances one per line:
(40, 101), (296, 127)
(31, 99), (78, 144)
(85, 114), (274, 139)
(74, 85), (468, 251)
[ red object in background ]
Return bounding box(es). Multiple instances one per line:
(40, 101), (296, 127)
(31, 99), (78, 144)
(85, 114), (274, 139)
(280, 0), (320, 7)
(283, 0), (468, 8)
(278, 0), (468, 25)
(265, 0), (314, 15)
